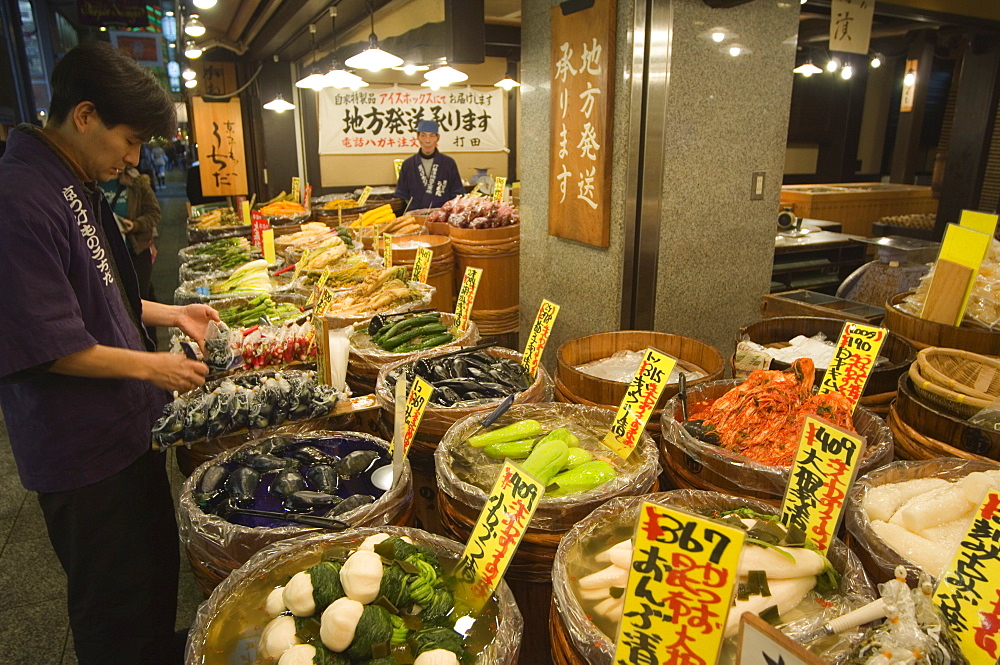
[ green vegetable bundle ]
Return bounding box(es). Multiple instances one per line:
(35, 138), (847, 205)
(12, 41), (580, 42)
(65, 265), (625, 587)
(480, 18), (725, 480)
(370, 313), (455, 353)
(217, 294), (303, 327)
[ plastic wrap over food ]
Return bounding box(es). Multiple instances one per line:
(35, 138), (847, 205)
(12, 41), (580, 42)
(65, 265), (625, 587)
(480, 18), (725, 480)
(185, 526), (523, 665)
(575, 349), (707, 384)
(551, 490), (877, 665)
(435, 403), (659, 531)
(179, 255), (285, 282)
(660, 379), (893, 500)
(845, 457), (1000, 585)
(322, 280), (436, 329)
(375, 346), (554, 434)
(262, 210), (311, 227)
(174, 271), (300, 306)
(178, 430), (412, 593)
(351, 313), (480, 365)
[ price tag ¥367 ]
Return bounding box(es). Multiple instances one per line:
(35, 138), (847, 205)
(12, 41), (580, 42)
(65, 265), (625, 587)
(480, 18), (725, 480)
(780, 416), (865, 553)
(816, 322), (887, 410)
(521, 299), (560, 377)
(615, 502), (744, 665)
(412, 247), (433, 283)
(454, 267), (482, 332)
(934, 490), (1000, 665)
(454, 461), (544, 611)
(602, 348), (676, 459)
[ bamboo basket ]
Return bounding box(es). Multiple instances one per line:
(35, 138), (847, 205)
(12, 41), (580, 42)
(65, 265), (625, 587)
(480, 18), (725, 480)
(908, 363), (984, 419)
(659, 379), (893, 501)
(893, 373), (1000, 460)
(884, 292), (1000, 355)
(911, 347), (1000, 416)
(733, 316), (916, 399)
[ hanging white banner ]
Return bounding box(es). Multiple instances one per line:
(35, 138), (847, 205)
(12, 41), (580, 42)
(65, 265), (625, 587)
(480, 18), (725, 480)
(318, 85), (506, 155)
(830, 0), (874, 55)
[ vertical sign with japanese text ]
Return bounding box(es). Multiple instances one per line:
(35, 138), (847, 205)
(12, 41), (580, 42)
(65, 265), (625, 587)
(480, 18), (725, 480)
(191, 97), (248, 196)
(934, 490), (1000, 665)
(816, 323), (886, 410)
(250, 210), (268, 251)
(454, 461), (544, 611)
(383, 234), (392, 268)
(549, 0), (616, 248)
(603, 349), (676, 459)
(390, 375), (434, 457)
(492, 176), (507, 201)
(830, 0), (875, 55)
(454, 267), (482, 332)
(780, 417), (865, 553)
(412, 247), (433, 283)
(521, 300), (560, 377)
(615, 502), (744, 665)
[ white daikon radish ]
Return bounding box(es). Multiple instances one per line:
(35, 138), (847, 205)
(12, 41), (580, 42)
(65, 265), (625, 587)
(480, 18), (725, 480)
(724, 576), (816, 637)
(593, 595), (625, 622)
(259, 615), (301, 661)
(320, 597), (364, 652)
(595, 539), (632, 564)
(278, 644), (318, 665)
(264, 586), (287, 618)
(609, 546), (633, 569)
(578, 586), (613, 602)
(896, 485), (975, 533)
(736, 545), (826, 579)
(862, 478), (949, 522)
(957, 471), (1000, 505)
(869, 520), (951, 577)
(919, 515), (974, 545)
(578, 564), (629, 590)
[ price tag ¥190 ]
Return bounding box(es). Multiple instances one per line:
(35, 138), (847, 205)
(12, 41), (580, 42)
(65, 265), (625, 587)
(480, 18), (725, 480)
(816, 322), (887, 410)
(934, 490), (1000, 665)
(614, 502), (744, 665)
(454, 267), (482, 332)
(780, 416), (865, 553)
(412, 247), (433, 283)
(521, 299), (560, 377)
(454, 460), (544, 611)
(602, 348), (676, 459)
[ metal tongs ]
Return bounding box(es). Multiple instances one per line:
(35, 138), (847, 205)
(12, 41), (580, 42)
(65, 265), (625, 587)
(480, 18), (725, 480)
(218, 501), (350, 530)
(678, 372), (688, 421)
(367, 308), (436, 336)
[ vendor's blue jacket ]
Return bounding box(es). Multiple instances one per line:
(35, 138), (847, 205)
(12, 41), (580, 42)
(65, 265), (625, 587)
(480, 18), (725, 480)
(0, 126), (168, 493)
(394, 149), (465, 210)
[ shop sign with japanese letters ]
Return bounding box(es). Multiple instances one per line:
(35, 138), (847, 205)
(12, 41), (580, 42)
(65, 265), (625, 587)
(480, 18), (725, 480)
(317, 85), (505, 155)
(191, 96), (248, 196)
(549, 0), (616, 248)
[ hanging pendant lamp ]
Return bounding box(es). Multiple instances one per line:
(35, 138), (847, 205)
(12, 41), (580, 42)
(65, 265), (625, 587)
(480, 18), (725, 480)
(344, 0), (402, 72)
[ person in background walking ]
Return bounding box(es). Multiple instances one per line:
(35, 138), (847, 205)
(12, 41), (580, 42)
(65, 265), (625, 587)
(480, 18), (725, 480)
(151, 142), (167, 189)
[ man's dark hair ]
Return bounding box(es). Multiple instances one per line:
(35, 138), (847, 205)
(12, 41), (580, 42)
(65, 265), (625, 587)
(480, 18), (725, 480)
(48, 41), (176, 140)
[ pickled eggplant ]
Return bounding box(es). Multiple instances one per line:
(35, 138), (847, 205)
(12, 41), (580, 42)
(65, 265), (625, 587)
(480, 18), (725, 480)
(270, 469), (307, 497)
(336, 450), (380, 478)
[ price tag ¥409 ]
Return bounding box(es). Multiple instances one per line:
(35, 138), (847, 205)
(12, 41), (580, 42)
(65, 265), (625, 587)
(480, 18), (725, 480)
(816, 322), (887, 410)
(780, 416), (865, 553)
(521, 299), (560, 377)
(454, 267), (482, 332)
(412, 247), (433, 283)
(602, 348), (676, 459)
(615, 502), (744, 665)
(454, 460), (544, 611)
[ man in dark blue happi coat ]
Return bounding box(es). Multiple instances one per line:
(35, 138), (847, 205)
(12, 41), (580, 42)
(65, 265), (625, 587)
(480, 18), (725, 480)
(0, 41), (218, 664)
(394, 120), (466, 211)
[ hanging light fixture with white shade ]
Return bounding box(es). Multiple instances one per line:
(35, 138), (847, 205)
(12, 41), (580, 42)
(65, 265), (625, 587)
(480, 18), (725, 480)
(421, 80), (443, 91)
(192, 0), (216, 10)
(184, 14), (206, 37)
(295, 24), (329, 90)
(424, 64), (467, 84)
(323, 8), (367, 89)
(394, 63), (429, 76)
(181, 67), (197, 80)
(494, 77), (520, 91)
(184, 78), (198, 89)
(345, 0), (403, 72)
(793, 61), (823, 76)
(264, 95), (295, 112)
(184, 41), (203, 58)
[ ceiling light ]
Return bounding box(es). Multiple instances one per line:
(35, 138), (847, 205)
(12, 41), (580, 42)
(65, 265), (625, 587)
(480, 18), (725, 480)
(184, 41), (203, 58)
(729, 45), (742, 57)
(425, 65), (468, 84)
(870, 54), (882, 68)
(165, 10), (174, 16)
(348, 80), (369, 91)
(841, 64), (853, 80)
(263, 95), (295, 112)
(295, 25), (329, 90)
(184, 79), (198, 89)
(99, 26), (107, 31)
(344, 0), (403, 72)
(168, 42), (176, 48)
(193, 0), (216, 8)
(793, 62), (823, 76)
(903, 71), (916, 86)
(711, 31), (725, 43)
(826, 56), (840, 72)
(494, 77), (520, 91)
(184, 14), (206, 37)
(182, 67), (196, 80)
(326, 68), (365, 88)
(394, 64), (429, 75)
(421, 80), (443, 91)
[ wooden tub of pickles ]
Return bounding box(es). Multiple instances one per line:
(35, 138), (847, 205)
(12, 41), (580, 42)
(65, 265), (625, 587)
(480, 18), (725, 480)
(185, 526), (523, 665)
(549, 490), (876, 665)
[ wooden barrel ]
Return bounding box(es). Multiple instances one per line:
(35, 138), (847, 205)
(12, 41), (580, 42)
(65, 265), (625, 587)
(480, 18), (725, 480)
(375, 234), (454, 311)
(884, 292), (1000, 355)
(179, 431), (413, 595)
(893, 373), (1000, 461)
(734, 316), (915, 415)
(450, 224), (520, 331)
(845, 458), (1000, 585)
(659, 379), (894, 502)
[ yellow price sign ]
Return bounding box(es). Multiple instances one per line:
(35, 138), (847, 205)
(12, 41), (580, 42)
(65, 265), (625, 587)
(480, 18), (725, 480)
(383, 233), (392, 267)
(492, 176), (507, 201)
(240, 199), (251, 226)
(454, 460), (544, 611)
(602, 348), (676, 459)
(454, 267), (482, 332)
(934, 490), (1000, 665)
(262, 229), (276, 265)
(305, 268), (332, 307)
(393, 159), (403, 180)
(357, 185), (373, 207)
(389, 376), (434, 456)
(291, 176), (301, 205)
(816, 323), (887, 410)
(614, 502), (744, 665)
(412, 247), (433, 283)
(780, 416), (865, 553)
(521, 299), (560, 377)
(294, 248), (311, 280)
(960, 210), (999, 237)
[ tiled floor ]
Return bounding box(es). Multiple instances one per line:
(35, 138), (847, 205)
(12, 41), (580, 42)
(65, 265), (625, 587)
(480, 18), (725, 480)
(0, 169), (206, 664)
